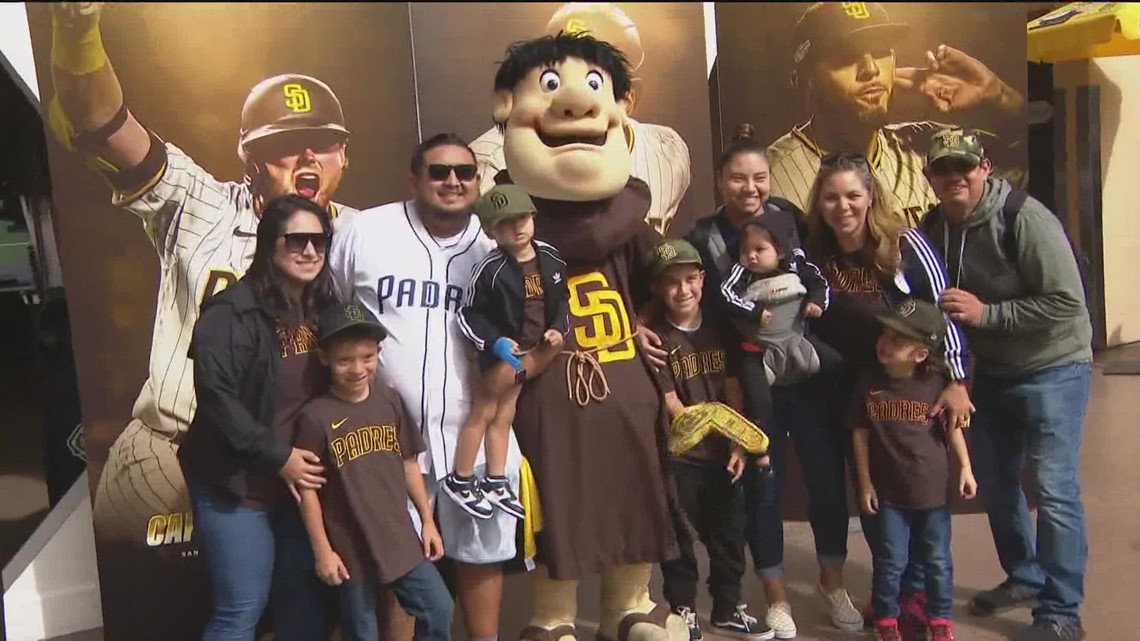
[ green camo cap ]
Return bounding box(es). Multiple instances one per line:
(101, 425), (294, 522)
(876, 298), (945, 347)
(648, 238), (704, 280)
(476, 184), (537, 229)
(927, 128), (985, 167)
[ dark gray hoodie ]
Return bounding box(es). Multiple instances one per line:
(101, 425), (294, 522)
(923, 177), (1092, 377)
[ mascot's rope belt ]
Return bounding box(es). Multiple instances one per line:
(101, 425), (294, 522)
(518, 328), (643, 408)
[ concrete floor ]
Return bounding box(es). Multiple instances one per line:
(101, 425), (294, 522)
(48, 345), (1140, 641)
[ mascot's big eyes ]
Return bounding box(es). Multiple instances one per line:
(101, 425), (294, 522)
(540, 70), (561, 92)
(585, 70), (604, 91)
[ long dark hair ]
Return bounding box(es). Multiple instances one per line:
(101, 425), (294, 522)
(245, 195), (340, 329)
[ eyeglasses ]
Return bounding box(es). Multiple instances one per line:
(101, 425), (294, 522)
(426, 163), (478, 182)
(820, 152), (869, 167)
(280, 232), (330, 254)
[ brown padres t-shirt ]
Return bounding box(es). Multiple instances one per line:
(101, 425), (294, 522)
(814, 254), (892, 373)
(246, 321), (325, 507)
(849, 368), (950, 511)
(652, 317), (734, 464)
(519, 257), (547, 350)
(294, 384), (427, 585)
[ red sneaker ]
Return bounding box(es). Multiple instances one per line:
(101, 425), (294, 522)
(876, 619), (902, 641)
(928, 619), (955, 641)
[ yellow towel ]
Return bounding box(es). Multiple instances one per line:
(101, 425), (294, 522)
(519, 456), (543, 565)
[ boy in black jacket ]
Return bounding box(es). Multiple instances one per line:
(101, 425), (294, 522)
(446, 184), (570, 520)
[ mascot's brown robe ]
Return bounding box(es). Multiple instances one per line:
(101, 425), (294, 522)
(500, 172), (678, 580)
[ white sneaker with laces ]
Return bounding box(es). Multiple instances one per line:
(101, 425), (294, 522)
(765, 601), (797, 640)
(819, 586), (864, 632)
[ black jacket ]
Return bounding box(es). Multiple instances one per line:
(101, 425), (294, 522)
(458, 240), (570, 352)
(177, 278), (292, 501)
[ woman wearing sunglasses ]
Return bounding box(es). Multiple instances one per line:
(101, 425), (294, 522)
(802, 153), (972, 637)
(178, 194), (342, 640)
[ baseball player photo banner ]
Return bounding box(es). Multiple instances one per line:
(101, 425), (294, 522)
(25, 3), (419, 638)
(410, 1), (713, 238)
(714, 1), (1029, 228)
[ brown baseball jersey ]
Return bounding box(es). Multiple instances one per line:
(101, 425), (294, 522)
(651, 317), (735, 465)
(849, 368), (950, 511)
(472, 118), (692, 236)
(767, 119), (943, 229)
(293, 384), (428, 585)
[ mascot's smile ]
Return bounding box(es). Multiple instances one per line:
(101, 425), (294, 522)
(538, 130), (608, 148)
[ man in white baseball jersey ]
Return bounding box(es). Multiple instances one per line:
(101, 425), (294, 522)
(329, 133), (515, 641)
(767, 2), (1025, 228)
(48, 3), (356, 638)
(470, 2), (692, 236)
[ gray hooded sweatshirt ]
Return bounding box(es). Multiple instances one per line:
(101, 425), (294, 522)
(923, 177), (1092, 377)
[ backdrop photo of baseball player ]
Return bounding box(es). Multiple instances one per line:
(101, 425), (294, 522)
(25, 3), (420, 639)
(713, 1), (1029, 228)
(409, 2), (713, 238)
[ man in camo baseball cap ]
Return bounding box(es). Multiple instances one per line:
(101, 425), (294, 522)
(926, 127), (985, 168)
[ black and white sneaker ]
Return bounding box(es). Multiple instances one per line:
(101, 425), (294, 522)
(673, 606), (702, 641)
(481, 475), (526, 520)
(712, 605), (776, 641)
(441, 473), (494, 520)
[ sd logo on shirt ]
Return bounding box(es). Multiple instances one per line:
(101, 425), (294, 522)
(567, 272), (635, 364)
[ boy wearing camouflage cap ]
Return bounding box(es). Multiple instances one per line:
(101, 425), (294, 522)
(648, 238), (776, 641)
(446, 185), (570, 521)
(849, 298), (977, 641)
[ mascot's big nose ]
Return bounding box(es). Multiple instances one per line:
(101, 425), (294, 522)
(554, 86), (600, 119)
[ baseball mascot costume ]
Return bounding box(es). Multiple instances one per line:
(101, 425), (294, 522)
(488, 32), (688, 641)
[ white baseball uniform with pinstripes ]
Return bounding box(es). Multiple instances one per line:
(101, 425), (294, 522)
(328, 200), (521, 563)
(471, 118), (692, 235)
(92, 142), (357, 540)
(768, 119), (945, 229)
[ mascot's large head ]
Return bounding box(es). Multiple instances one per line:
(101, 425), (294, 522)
(492, 33), (633, 202)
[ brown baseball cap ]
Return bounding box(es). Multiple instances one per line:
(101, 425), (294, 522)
(792, 2), (910, 66)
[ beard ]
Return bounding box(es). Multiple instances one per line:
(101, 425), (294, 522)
(815, 86), (891, 130)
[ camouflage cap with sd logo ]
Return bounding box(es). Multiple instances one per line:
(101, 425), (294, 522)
(648, 238), (704, 281)
(927, 127), (985, 167)
(318, 301), (389, 345)
(476, 184), (538, 230)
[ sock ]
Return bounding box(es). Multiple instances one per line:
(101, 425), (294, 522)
(486, 475), (508, 482)
(472, 636), (498, 641)
(453, 472), (475, 482)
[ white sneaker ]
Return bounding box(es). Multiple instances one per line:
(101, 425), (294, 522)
(819, 586), (864, 632)
(765, 601), (797, 640)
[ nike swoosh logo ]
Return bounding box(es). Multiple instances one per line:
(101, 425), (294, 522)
(332, 418), (348, 430)
(868, 390), (884, 396)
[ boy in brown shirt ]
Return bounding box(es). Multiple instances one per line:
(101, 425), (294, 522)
(648, 239), (775, 641)
(850, 299), (978, 641)
(295, 302), (454, 641)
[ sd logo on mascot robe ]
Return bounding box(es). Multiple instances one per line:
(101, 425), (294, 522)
(490, 33), (688, 641)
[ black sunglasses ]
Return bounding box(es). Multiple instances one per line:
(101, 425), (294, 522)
(281, 232), (330, 254)
(426, 163), (477, 182)
(820, 152), (870, 167)
(927, 157), (980, 177)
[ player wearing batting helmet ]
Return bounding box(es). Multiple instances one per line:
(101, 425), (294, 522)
(766, 1), (1025, 228)
(470, 2), (693, 236)
(47, 3), (355, 639)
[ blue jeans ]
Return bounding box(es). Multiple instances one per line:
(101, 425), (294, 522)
(339, 560), (454, 641)
(743, 376), (851, 578)
(187, 479), (331, 641)
(872, 505), (952, 621)
(969, 361), (1091, 622)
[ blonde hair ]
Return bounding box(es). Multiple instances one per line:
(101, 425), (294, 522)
(805, 155), (904, 284)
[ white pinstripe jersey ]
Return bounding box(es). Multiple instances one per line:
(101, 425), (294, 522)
(470, 118), (692, 235)
(327, 200), (517, 479)
(117, 142), (357, 439)
(767, 120), (944, 229)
